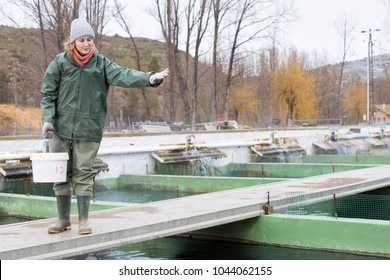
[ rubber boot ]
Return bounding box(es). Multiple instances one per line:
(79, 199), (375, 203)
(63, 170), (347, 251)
(48, 195), (72, 234)
(77, 196), (92, 235)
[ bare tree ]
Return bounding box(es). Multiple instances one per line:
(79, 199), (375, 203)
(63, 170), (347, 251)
(210, 0), (235, 121)
(7, 0), (82, 53)
(190, 0), (211, 129)
(3, 0), (110, 107)
(3, 0), (51, 67)
(155, 0), (183, 122)
(335, 13), (355, 119)
(36, 0), (49, 68)
(113, 0), (153, 117)
(257, 46), (277, 127)
(42, 0), (82, 51)
(1, 0), (78, 105)
(84, 0), (109, 49)
(6, 1), (108, 52)
(221, 0), (292, 122)
(156, 0), (202, 124)
(154, 0), (211, 127)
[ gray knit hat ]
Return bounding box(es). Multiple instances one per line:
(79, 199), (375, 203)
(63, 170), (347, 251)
(70, 19), (95, 42)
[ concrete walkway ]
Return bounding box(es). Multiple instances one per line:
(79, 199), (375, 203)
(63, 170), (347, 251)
(1, 165), (390, 259)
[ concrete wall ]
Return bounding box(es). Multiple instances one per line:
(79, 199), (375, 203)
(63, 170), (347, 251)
(216, 162), (374, 178)
(196, 214), (390, 256)
(114, 174), (284, 193)
(304, 154), (390, 164)
(1, 126), (388, 180)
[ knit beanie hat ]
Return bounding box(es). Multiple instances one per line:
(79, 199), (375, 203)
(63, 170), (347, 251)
(70, 19), (95, 42)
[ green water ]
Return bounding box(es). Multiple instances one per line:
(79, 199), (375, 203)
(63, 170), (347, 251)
(68, 237), (388, 260)
(0, 215), (31, 226)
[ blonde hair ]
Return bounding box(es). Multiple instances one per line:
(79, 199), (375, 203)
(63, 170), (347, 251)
(64, 40), (76, 64)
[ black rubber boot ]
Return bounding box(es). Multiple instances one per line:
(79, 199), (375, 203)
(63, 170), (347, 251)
(48, 195), (72, 234)
(77, 196), (92, 235)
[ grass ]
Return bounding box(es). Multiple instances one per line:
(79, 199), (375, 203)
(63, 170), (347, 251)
(0, 104), (41, 136)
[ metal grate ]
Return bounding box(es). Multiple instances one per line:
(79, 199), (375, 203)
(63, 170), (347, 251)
(273, 192), (390, 221)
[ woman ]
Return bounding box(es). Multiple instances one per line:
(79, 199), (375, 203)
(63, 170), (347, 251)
(41, 18), (169, 235)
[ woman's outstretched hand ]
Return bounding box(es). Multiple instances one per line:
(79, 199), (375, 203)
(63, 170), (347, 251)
(149, 68), (169, 85)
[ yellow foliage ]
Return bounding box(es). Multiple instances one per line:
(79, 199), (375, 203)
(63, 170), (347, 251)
(230, 82), (257, 125)
(272, 53), (316, 122)
(342, 79), (366, 124)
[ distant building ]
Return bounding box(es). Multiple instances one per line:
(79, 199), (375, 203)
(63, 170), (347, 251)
(374, 104), (390, 124)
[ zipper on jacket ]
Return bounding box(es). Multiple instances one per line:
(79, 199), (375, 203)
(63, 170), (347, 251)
(72, 67), (83, 137)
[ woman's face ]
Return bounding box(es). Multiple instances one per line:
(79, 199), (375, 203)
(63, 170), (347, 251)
(74, 36), (94, 55)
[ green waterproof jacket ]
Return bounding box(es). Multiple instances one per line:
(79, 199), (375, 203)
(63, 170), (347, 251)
(41, 50), (156, 142)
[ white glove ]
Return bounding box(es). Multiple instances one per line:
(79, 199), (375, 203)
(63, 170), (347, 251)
(42, 122), (55, 139)
(149, 68), (169, 85)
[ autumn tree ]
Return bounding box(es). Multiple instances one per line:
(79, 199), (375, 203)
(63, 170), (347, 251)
(342, 78), (366, 124)
(313, 63), (340, 121)
(272, 51), (316, 126)
(229, 79), (257, 126)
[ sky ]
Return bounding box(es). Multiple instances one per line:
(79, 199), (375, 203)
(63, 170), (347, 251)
(286, 0), (390, 62)
(108, 0), (390, 63)
(1, 0), (389, 64)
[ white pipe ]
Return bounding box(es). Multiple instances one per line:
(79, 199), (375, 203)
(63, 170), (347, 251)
(96, 139), (264, 156)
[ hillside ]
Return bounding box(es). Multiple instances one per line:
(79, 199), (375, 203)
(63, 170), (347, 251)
(343, 53), (390, 82)
(0, 25), (168, 70)
(0, 104), (41, 136)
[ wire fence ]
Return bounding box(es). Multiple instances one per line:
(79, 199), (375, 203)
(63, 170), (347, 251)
(271, 192), (390, 221)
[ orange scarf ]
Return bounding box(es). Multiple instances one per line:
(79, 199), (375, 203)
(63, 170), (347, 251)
(74, 44), (95, 67)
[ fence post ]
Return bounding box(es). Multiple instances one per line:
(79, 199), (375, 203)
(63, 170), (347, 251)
(263, 191), (273, 214)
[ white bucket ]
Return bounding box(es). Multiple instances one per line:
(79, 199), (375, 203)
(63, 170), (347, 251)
(30, 153), (69, 183)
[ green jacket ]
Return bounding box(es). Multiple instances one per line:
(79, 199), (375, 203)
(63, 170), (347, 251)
(41, 50), (156, 142)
